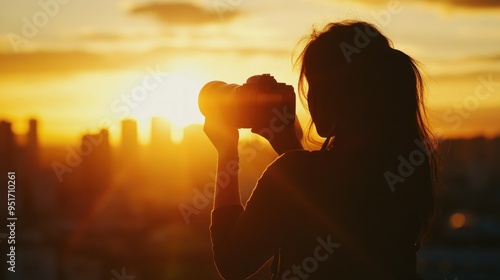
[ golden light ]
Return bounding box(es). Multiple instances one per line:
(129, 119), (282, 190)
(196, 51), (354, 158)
(449, 212), (466, 229)
(157, 73), (205, 128)
(127, 69), (208, 144)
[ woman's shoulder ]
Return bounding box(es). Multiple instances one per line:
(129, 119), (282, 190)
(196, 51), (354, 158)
(255, 150), (327, 201)
(285, 148), (329, 158)
(265, 149), (328, 174)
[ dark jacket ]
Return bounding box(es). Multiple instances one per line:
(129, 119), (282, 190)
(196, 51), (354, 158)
(211, 148), (428, 280)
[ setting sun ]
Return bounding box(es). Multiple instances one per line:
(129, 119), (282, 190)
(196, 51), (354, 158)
(126, 70), (207, 144)
(156, 72), (206, 128)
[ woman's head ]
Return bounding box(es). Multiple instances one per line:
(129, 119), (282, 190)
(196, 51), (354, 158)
(297, 21), (427, 141)
(296, 21), (439, 244)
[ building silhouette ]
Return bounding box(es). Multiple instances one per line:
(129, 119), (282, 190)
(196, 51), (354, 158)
(150, 116), (171, 151)
(27, 118), (39, 165)
(0, 119), (41, 221)
(77, 129), (112, 216)
(121, 119), (138, 157)
(0, 120), (15, 172)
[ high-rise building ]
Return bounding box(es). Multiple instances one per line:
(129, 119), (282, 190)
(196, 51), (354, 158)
(0, 120), (15, 172)
(81, 129), (111, 176)
(121, 119), (138, 155)
(150, 116), (171, 150)
(26, 118), (39, 170)
(0, 119), (40, 222)
(27, 118), (38, 147)
(79, 129), (112, 214)
(0, 120), (15, 224)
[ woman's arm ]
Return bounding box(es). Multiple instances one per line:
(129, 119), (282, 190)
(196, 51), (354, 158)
(204, 118), (299, 279)
(214, 150), (241, 209)
(203, 119), (242, 209)
(210, 156), (292, 279)
(204, 114), (303, 208)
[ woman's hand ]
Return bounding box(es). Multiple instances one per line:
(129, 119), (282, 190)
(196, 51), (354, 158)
(203, 118), (239, 156)
(204, 118), (241, 209)
(251, 115), (303, 155)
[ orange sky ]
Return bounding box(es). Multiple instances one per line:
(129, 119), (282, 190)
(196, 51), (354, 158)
(0, 0), (499, 145)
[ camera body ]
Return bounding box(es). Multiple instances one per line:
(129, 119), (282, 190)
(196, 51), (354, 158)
(198, 74), (295, 128)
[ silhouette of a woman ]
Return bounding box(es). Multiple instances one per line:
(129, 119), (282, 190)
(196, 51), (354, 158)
(204, 21), (438, 280)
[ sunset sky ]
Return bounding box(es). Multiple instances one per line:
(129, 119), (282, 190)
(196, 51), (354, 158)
(1, 0), (499, 145)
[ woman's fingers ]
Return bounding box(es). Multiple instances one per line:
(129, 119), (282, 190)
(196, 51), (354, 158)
(203, 118), (239, 153)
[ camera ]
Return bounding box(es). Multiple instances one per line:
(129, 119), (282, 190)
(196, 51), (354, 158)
(198, 74), (295, 128)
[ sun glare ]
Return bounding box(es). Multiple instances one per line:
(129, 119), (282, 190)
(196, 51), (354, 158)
(126, 69), (208, 144)
(157, 73), (206, 128)
(171, 125), (185, 144)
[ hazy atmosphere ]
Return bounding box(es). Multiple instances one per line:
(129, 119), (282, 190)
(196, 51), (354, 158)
(1, 0), (499, 280)
(1, 0), (500, 144)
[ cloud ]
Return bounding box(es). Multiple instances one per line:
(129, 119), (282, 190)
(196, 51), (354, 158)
(475, 53), (500, 62)
(149, 45), (290, 57)
(0, 45), (290, 77)
(351, 0), (500, 9)
(443, 0), (500, 8)
(431, 70), (500, 82)
(75, 32), (128, 42)
(0, 51), (139, 76)
(129, 2), (241, 25)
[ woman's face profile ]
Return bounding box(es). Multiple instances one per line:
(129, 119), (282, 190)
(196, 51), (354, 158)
(307, 79), (338, 138)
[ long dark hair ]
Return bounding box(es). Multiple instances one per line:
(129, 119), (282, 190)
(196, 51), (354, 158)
(294, 21), (440, 244)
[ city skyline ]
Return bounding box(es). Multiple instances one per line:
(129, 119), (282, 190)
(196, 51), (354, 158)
(0, 116), (197, 148)
(1, 110), (500, 279)
(1, 1), (500, 145)
(2, 114), (500, 150)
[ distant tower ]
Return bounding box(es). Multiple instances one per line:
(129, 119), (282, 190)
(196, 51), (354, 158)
(82, 129), (111, 182)
(24, 119), (40, 221)
(150, 117), (171, 150)
(0, 121), (15, 218)
(27, 118), (38, 147)
(80, 129), (112, 212)
(121, 119), (138, 155)
(26, 118), (39, 169)
(0, 120), (15, 172)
